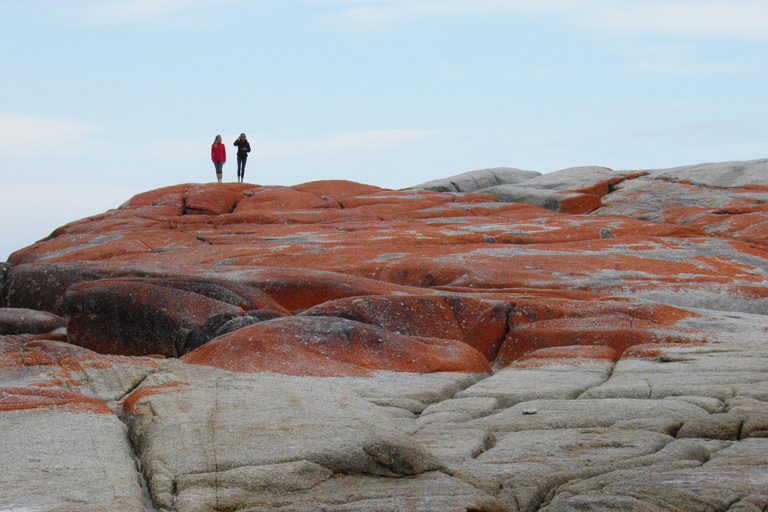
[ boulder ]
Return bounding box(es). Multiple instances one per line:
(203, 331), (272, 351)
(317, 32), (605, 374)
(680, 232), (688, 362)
(643, 158), (768, 188)
(180, 316), (492, 377)
(61, 278), (245, 356)
(520, 165), (626, 195)
(0, 307), (65, 335)
(476, 184), (602, 213)
(0, 336), (162, 402)
(411, 167), (541, 193)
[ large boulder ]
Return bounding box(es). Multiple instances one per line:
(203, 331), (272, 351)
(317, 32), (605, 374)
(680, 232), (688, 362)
(180, 316), (492, 377)
(476, 184), (602, 213)
(60, 278), (245, 356)
(0, 307), (65, 335)
(411, 167), (541, 193)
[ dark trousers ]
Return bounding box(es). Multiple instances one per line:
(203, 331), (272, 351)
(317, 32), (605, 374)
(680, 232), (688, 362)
(237, 156), (247, 179)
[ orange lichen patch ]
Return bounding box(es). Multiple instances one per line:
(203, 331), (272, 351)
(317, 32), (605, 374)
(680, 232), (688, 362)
(621, 342), (710, 359)
(11, 233), (154, 265)
(298, 294), (511, 362)
(121, 381), (191, 414)
(460, 302), (510, 361)
(731, 184), (768, 193)
(684, 212), (768, 245)
(184, 185), (245, 215)
(495, 315), (706, 367)
(180, 316), (491, 377)
(495, 320), (654, 366)
(20, 349), (57, 367)
(508, 297), (698, 328)
(120, 184), (193, 209)
(301, 295), (465, 339)
(0, 340), (24, 369)
(0, 386), (113, 414)
(214, 209), (350, 226)
(292, 180), (386, 202)
(516, 345), (617, 362)
(342, 201), (443, 219)
(219, 267), (429, 312)
(233, 187), (335, 213)
(21, 340), (163, 372)
(339, 190), (444, 209)
(557, 193), (603, 214)
(572, 180), (611, 197)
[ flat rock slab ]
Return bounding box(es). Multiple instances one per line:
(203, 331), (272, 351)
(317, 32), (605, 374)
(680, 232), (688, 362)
(583, 343), (768, 402)
(468, 398), (708, 434)
(456, 357), (615, 407)
(174, 471), (509, 512)
(542, 439), (768, 512)
(0, 409), (145, 512)
(121, 366), (445, 510)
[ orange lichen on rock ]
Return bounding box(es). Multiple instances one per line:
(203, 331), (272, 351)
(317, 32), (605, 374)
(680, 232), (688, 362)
(5, 174), (768, 374)
(121, 381), (191, 414)
(0, 386), (113, 414)
(180, 316), (491, 377)
(517, 345), (618, 362)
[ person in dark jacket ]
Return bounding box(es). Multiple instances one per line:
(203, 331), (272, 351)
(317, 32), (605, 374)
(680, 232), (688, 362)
(233, 133), (251, 183)
(211, 135), (226, 183)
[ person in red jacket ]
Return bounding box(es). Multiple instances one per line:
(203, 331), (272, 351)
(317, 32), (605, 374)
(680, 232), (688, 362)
(211, 135), (226, 183)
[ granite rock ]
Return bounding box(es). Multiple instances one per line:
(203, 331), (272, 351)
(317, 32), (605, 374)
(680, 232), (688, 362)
(2, 159), (768, 511)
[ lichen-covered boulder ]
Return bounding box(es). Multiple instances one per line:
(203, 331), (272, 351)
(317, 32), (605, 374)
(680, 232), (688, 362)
(61, 278), (245, 356)
(0, 307), (65, 335)
(180, 316), (492, 377)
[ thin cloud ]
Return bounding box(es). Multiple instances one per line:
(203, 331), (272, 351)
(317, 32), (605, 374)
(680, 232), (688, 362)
(41, 0), (245, 26)
(0, 114), (101, 155)
(321, 0), (768, 40)
(578, 1), (768, 40)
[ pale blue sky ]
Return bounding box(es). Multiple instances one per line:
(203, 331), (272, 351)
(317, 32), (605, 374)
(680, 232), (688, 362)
(2, 0), (767, 260)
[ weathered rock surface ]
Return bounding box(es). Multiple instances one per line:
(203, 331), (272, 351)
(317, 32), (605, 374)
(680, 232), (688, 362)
(2, 159), (768, 511)
(0, 307), (65, 335)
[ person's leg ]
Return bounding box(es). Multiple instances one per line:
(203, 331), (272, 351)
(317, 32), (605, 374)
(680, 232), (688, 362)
(241, 157), (247, 182)
(236, 157), (243, 182)
(214, 161), (223, 183)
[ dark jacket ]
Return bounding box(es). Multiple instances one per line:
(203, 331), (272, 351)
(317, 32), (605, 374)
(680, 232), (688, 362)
(234, 138), (251, 159)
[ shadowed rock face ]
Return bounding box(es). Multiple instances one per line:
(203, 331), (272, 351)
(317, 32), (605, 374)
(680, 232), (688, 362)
(2, 162), (768, 511)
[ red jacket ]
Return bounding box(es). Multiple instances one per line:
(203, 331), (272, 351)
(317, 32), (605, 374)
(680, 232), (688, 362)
(211, 143), (226, 162)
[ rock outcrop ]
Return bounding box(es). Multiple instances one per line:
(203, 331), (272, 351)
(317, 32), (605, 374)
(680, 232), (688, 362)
(1, 160), (768, 511)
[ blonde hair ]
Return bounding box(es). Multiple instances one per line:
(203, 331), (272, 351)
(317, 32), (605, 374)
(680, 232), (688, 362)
(213, 135), (222, 145)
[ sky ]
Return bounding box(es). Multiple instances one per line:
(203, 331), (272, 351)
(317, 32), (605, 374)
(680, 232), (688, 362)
(1, 0), (767, 260)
